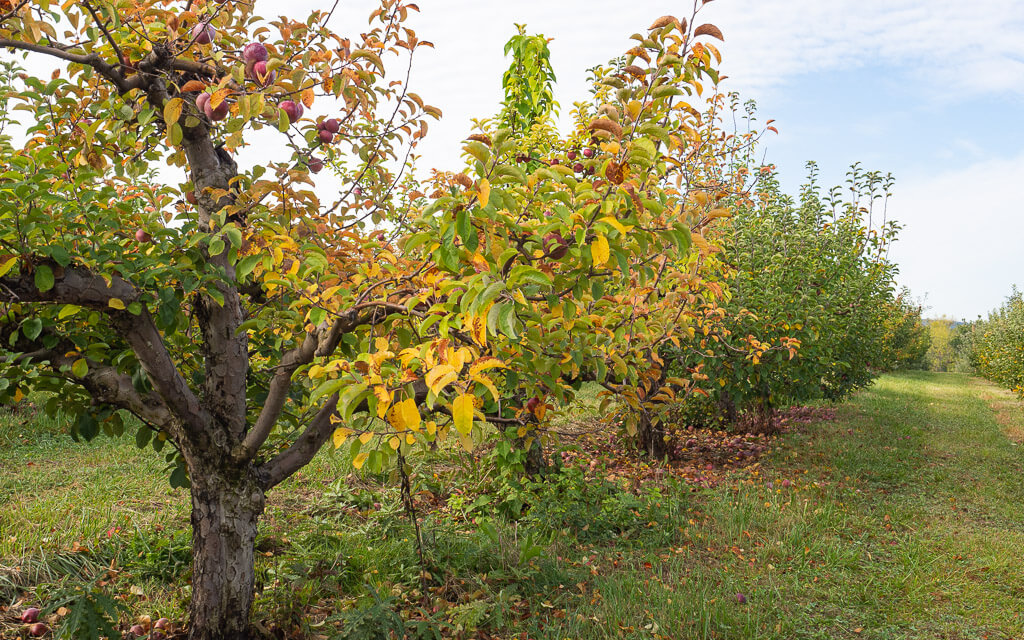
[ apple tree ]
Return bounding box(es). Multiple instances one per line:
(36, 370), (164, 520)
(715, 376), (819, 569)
(0, 1), (742, 637)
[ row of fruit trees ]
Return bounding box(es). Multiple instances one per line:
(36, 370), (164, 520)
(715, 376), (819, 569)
(0, 1), (926, 638)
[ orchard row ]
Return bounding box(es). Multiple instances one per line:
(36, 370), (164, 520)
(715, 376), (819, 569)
(0, 2), (923, 638)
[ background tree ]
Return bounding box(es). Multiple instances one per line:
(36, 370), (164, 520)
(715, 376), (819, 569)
(925, 317), (960, 372)
(955, 290), (1024, 396)
(663, 160), (902, 434)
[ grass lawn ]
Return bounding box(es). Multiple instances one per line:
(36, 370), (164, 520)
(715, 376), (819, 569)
(1, 371), (1022, 639)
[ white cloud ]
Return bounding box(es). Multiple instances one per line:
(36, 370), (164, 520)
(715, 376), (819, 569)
(710, 0), (1024, 98)
(888, 151), (1024, 319)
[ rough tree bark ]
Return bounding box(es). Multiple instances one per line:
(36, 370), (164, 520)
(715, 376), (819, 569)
(187, 467), (265, 640)
(636, 411), (670, 459)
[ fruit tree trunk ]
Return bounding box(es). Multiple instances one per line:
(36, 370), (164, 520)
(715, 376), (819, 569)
(187, 468), (265, 640)
(637, 411), (669, 459)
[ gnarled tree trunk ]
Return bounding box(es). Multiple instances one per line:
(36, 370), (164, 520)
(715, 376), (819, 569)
(188, 467), (265, 640)
(636, 411), (669, 459)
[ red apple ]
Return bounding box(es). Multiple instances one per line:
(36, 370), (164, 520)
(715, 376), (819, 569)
(28, 623), (49, 637)
(567, 150), (577, 161)
(321, 118), (340, 133)
(781, 479), (791, 488)
(191, 22), (214, 45)
(317, 129), (334, 144)
(279, 100), (303, 124)
(195, 92), (210, 114)
(21, 608), (40, 623)
(736, 593), (747, 604)
(307, 157), (323, 173)
(135, 228), (152, 243)
(250, 60), (275, 86)
(128, 624), (146, 637)
(154, 618), (171, 630)
(582, 148), (595, 158)
(242, 42), (268, 65)
(185, 190), (197, 205)
(573, 162), (584, 173)
(204, 96), (229, 121)
(353, 187), (362, 196)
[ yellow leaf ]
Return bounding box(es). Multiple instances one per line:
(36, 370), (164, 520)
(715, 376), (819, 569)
(163, 97), (184, 126)
(108, 298), (126, 310)
(389, 436), (401, 450)
(308, 365), (324, 379)
(0, 256), (18, 278)
(400, 398), (421, 431)
(478, 179), (491, 208)
(452, 393), (474, 435)
(425, 364), (457, 395)
(469, 357), (505, 377)
(210, 88), (232, 110)
(352, 452), (369, 469)
(373, 385), (391, 418)
(591, 234), (610, 266)
(599, 216), (632, 235)
(359, 432), (373, 445)
(473, 374), (500, 402)
(13, 388), (24, 403)
(332, 427), (353, 448)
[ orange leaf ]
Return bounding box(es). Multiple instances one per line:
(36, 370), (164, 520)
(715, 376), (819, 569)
(694, 23), (724, 41)
(181, 80), (208, 93)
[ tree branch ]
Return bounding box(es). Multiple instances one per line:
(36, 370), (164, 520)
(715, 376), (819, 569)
(258, 393), (339, 490)
(234, 303), (400, 463)
(4, 332), (177, 436)
(258, 379), (429, 490)
(0, 37), (132, 93)
(0, 262), (210, 446)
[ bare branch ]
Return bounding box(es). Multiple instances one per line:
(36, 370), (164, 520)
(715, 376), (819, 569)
(0, 37), (132, 93)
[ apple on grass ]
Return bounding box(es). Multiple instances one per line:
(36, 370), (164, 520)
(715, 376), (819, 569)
(21, 607), (40, 623)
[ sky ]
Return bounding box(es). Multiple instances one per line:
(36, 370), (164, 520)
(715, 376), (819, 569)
(7, 0), (1022, 319)
(312, 0), (1023, 320)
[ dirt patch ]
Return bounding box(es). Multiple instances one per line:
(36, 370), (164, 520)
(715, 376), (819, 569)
(970, 378), (1024, 443)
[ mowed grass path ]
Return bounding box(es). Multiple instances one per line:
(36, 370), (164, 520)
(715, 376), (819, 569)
(1, 371), (1023, 639)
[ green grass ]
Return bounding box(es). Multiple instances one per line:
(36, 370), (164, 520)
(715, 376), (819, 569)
(1, 371), (1023, 639)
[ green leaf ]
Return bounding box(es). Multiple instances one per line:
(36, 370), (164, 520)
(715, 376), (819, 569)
(34, 264), (54, 292)
(72, 358), (89, 378)
(236, 255), (261, 281)
(23, 317), (43, 340)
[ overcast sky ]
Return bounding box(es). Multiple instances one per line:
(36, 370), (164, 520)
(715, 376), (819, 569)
(317, 0), (1022, 320)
